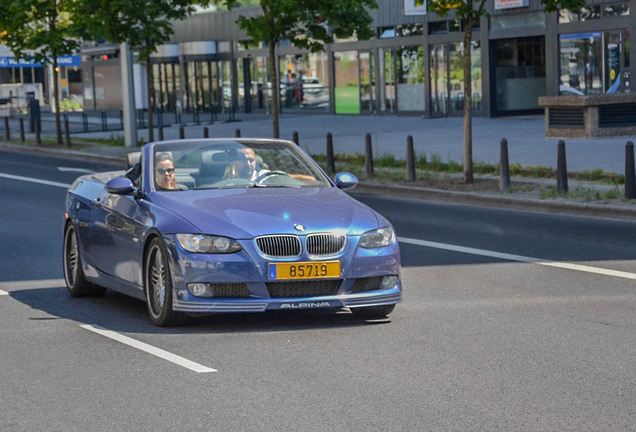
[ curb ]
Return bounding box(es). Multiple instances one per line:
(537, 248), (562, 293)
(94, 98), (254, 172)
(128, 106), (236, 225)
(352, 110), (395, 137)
(2, 140), (635, 221)
(353, 182), (636, 221)
(0, 141), (128, 165)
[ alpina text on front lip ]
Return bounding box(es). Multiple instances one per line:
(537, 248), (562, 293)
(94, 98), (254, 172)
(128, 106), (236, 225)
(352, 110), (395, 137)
(280, 302), (331, 309)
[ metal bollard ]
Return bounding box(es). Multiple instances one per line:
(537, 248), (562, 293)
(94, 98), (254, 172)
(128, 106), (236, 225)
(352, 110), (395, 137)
(500, 138), (511, 192)
(292, 131), (299, 145)
(3, 117), (9, 141)
(365, 133), (374, 178)
(625, 141), (636, 200)
(179, 126), (185, 140)
(557, 140), (568, 195)
(19, 118), (25, 142)
(35, 120), (41, 145)
(64, 114), (71, 147)
(235, 128), (241, 137)
(203, 127), (209, 138)
(326, 133), (335, 174)
(406, 135), (415, 182)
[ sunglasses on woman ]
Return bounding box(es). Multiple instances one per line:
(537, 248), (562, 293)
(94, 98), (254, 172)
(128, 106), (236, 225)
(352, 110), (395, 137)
(156, 168), (174, 175)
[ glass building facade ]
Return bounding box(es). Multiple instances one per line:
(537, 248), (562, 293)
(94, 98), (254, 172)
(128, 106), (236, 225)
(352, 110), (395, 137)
(1, 0), (634, 118)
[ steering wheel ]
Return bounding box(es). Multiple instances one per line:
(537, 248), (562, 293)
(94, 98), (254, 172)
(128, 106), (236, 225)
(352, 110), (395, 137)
(254, 170), (290, 183)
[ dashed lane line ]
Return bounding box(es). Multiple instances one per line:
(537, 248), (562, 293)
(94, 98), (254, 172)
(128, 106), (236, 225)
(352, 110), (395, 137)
(0, 279), (66, 291)
(0, 172), (70, 188)
(80, 324), (217, 374)
(398, 237), (636, 281)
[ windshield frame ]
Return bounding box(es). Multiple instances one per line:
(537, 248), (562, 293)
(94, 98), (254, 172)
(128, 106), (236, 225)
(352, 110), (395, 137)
(149, 138), (333, 192)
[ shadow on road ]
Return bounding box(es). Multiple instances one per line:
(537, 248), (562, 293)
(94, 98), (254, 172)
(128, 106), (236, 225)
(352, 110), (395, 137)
(8, 284), (390, 335)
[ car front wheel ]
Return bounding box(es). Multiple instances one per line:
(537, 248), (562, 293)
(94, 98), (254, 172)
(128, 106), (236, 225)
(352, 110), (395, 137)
(63, 223), (105, 297)
(144, 237), (185, 327)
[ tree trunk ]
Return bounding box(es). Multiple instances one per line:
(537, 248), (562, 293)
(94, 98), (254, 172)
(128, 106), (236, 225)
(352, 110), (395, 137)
(269, 42), (280, 138)
(146, 61), (154, 143)
(462, 13), (474, 184)
(52, 54), (63, 145)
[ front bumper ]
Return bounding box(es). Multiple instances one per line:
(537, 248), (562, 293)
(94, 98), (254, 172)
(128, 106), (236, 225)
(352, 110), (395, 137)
(163, 234), (403, 314)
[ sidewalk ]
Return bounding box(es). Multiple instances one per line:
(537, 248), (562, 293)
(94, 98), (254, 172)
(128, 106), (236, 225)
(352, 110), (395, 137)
(6, 111), (636, 174)
(1, 112), (636, 221)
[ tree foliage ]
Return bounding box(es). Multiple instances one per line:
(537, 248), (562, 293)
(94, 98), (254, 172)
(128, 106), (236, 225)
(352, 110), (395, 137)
(0, 0), (81, 145)
(74, 0), (207, 62)
(74, 0), (209, 142)
(222, 0), (377, 137)
(429, 0), (586, 183)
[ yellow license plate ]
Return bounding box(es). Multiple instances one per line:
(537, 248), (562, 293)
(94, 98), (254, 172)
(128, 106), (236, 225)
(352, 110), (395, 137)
(268, 261), (341, 280)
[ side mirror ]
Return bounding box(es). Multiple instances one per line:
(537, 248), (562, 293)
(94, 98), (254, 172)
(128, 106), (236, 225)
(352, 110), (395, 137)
(106, 176), (136, 195)
(333, 172), (358, 191)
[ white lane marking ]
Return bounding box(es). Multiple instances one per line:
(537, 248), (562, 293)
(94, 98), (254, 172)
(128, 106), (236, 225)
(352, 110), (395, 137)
(58, 167), (95, 174)
(80, 324), (217, 374)
(0, 172), (70, 188)
(0, 290), (8, 296)
(0, 279), (66, 291)
(398, 237), (636, 281)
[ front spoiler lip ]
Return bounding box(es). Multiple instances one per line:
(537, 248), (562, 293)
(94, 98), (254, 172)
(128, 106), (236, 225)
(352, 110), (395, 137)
(172, 290), (402, 313)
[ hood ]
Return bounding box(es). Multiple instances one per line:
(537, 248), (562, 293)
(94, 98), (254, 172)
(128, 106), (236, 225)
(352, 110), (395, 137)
(149, 187), (380, 239)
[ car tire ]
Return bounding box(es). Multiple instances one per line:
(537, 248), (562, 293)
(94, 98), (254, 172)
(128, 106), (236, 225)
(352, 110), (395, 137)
(63, 223), (106, 297)
(351, 304), (395, 319)
(144, 237), (185, 327)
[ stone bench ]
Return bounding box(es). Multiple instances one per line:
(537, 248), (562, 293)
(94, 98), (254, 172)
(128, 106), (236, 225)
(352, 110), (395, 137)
(538, 94), (636, 138)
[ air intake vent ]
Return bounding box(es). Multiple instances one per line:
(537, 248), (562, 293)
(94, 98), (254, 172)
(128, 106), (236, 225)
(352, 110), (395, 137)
(209, 282), (250, 297)
(256, 235), (301, 257)
(306, 233), (347, 256)
(267, 280), (341, 297)
(548, 107), (584, 128)
(599, 104), (636, 127)
(352, 276), (385, 293)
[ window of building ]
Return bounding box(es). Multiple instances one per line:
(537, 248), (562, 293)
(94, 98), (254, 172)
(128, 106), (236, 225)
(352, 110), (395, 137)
(449, 41), (482, 113)
(558, 30), (630, 95)
(558, 32), (602, 95)
(491, 12), (545, 29)
(429, 19), (477, 34)
(378, 27), (395, 39)
(429, 21), (448, 34)
(559, 3), (628, 23)
(238, 40), (261, 50)
(333, 50), (360, 114)
(396, 46), (425, 111)
(494, 37), (546, 112)
(397, 24), (424, 37)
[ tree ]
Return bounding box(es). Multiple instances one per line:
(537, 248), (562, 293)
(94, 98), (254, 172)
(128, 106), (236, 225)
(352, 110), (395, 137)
(0, 0), (81, 145)
(222, 0), (377, 138)
(429, 0), (586, 183)
(74, 0), (210, 143)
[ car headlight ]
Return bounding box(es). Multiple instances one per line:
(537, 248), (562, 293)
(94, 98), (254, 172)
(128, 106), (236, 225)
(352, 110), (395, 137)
(359, 227), (394, 248)
(176, 234), (242, 254)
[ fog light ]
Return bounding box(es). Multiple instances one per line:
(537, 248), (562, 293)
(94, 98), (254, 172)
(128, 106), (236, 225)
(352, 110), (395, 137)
(188, 283), (209, 297)
(380, 275), (398, 290)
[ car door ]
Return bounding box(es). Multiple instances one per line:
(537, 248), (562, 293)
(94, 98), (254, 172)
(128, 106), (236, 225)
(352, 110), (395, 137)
(90, 192), (145, 283)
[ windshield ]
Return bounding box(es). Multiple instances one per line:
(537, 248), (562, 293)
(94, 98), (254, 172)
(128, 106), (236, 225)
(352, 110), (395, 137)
(151, 139), (332, 191)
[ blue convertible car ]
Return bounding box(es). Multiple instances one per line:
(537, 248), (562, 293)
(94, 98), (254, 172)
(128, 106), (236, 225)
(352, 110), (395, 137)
(63, 139), (402, 326)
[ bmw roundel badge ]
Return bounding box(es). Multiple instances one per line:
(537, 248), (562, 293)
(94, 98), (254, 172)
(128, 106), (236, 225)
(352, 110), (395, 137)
(294, 224), (306, 232)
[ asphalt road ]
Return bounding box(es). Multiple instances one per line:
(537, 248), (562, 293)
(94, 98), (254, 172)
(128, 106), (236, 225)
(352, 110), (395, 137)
(2, 150), (636, 431)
